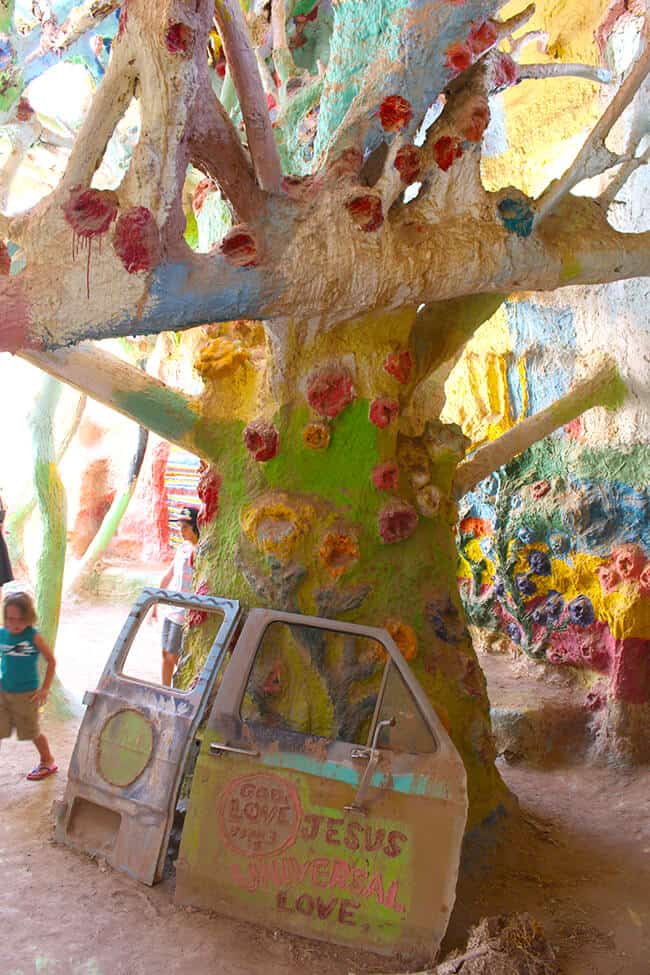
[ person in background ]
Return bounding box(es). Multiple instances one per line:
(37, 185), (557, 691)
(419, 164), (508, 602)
(0, 493), (13, 589)
(152, 506), (199, 686)
(0, 590), (57, 780)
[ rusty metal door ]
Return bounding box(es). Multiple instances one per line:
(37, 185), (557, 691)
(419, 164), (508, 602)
(176, 610), (467, 963)
(53, 587), (241, 884)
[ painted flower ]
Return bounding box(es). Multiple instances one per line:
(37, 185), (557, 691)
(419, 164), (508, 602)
(63, 186), (118, 238)
(639, 562), (650, 595)
(379, 94), (413, 132)
(528, 549), (551, 576)
(369, 397), (399, 428)
(261, 662), (283, 696)
(531, 479), (551, 500)
(345, 194), (384, 232)
(378, 500), (418, 544)
(372, 461), (399, 492)
(445, 41), (472, 75)
(517, 525), (536, 545)
(611, 543), (646, 580)
(459, 516), (491, 538)
(467, 20), (498, 56)
(515, 573), (537, 596)
(416, 484), (442, 518)
(491, 52), (518, 91)
(15, 96), (33, 122)
(394, 145), (422, 184)
(302, 421), (330, 450)
(243, 419), (280, 462)
(113, 206), (161, 273)
(564, 418), (583, 440)
(548, 531), (571, 557)
(319, 531), (359, 578)
(219, 225), (258, 266)
(497, 196), (534, 238)
(306, 366), (355, 417)
(493, 577), (506, 599)
(197, 466), (222, 528)
(598, 564), (621, 594)
(188, 581), (210, 627)
(165, 20), (194, 54)
(385, 619), (418, 661)
(433, 135), (463, 172)
(506, 622), (522, 645)
(568, 595), (595, 627)
(545, 590), (565, 623)
(530, 605), (547, 626)
(383, 349), (413, 384)
(426, 593), (463, 643)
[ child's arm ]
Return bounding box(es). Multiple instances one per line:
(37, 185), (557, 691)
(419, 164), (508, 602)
(150, 561), (174, 621)
(31, 633), (56, 706)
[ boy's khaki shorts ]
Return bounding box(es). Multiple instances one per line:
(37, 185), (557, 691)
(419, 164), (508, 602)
(0, 690), (40, 740)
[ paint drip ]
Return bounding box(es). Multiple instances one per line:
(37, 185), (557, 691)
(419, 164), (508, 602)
(63, 186), (118, 298)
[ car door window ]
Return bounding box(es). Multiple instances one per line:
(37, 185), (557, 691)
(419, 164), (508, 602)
(373, 662), (437, 754)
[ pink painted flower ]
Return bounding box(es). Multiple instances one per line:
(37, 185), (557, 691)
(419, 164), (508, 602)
(612, 543), (646, 580)
(564, 417), (583, 440)
(491, 52), (518, 91)
(433, 136), (463, 172)
(345, 194), (384, 232)
(531, 479), (551, 500)
(639, 562), (650, 595)
(598, 564), (621, 594)
(188, 581), (210, 628)
(306, 367), (355, 418)
(0, 241), (10, 276)
(166, 21), (194, 54)
(445, 41), (473, 75)
(379, 94), (413, 132)
(369, 397), (399, 428)
(383, 349), (413, 384)
(220, 226), (258, 267)
(197, 466), (222, 528)
(63, 186), (118, 239)
(372, 461), (399, 492)
(468, 20), (498, 56)
(243, 419), (280, 462)
(394, 145), (422, 184)
(113, 206), (161, 273)
(379, 500), (419, 544)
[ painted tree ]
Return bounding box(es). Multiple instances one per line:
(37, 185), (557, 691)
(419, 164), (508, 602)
(1, 0), (648, 823)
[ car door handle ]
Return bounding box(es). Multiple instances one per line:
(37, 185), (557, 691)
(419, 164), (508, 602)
(209, 742), (260, 757)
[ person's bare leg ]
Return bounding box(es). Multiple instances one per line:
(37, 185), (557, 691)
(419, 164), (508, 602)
(162, 651), (176, 686)
(33, 733), (54, 766)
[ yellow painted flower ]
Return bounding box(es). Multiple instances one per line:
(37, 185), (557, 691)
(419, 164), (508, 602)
(385, 619), (418, 661)
(195, 336), (249, 380)
(302, 421), (330, 450)
(241, 498), (313, 560)
(319, 531), (359, 578)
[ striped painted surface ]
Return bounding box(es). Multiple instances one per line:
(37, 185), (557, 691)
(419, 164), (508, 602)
(164, 446), (201, 546)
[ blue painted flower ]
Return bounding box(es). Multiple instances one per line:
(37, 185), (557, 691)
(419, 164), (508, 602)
(528, 549), (551, 576)
(530, 605), (547, 625)
(548, 531), (571, 557)
(517, 525), (536, 545)
(497, 196), (534, 238)
(545, 590), (565, 623)
(493, 576), (506, 598)
(0, 39), (14, 72)
(568, 595), (595, 627)
(506, 622), (522, 644)
(511, 493), (523, 510)
(516, 573), (537, 596)
(480, 536), (494, 557)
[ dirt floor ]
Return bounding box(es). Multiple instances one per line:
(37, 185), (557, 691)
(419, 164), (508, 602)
(1, 598), (649, 975)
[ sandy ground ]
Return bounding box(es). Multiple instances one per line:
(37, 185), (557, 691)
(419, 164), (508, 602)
(1, 598), (650, 975)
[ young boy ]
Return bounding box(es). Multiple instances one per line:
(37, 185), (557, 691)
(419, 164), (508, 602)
(153, 505), (199, 686)
(0, 590), (57, 780)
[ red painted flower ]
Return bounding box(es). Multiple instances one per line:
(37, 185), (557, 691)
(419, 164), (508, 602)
(531, 479), (551, 500)
(193, 178), (215, 215)
(564, 417), (583, 440)
(306, 367), (355, 418)
(433, 136), (463, 172)
(113, 206), (161, 273)
(345, 194), (384, 232)
(394, 145), (422, 184)
(639, 562), (650, 595)
(612, 543), (646, 580)
(188, 581), (210, 628)
(369, 397), (399, 428)
(598, 564), (621, 594)
(197, 466), (222, 528)
(15, 96), (33, 122)
(372, 461), (399, 492)
(383, 349), (413, 384)
(468, 20), (498, 56)
(0, 241), (10, 276)
(491, 52), (518, 91)
(63, 186), (118, 239)
(243, 418), (280, 462)
(459, 516), (491, 538)
(220, 225), (258, 267)
(261, 662), (283, 696)
(165, 21), (193, 54)
(379, 500), (419, 544)
(379, 94), (413, 132)
(445, 41), (472, 75)
(461, 100), (490, 143)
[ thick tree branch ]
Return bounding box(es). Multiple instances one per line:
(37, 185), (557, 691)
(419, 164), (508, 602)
(213, 0), (282, 191)
(535, 41), (650, 222)
(452, 356), (625, 498)
(517, 62), (613, 84)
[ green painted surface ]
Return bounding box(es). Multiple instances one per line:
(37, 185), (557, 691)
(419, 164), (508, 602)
(113, 386), (197, 447)
(97, 709), (154, 787)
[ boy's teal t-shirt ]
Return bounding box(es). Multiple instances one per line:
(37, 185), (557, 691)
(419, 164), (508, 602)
(0, 626), (40, 693)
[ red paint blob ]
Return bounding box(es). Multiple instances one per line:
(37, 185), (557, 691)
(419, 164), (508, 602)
(369, 397), (399, 429)
(345, 194), (384, 232)
(383, 349), (413, 384)
(243, 419), (280, 462)
(531, 479), (550, 500)
(379, 501), (419, 544)
(307, 367), (355, 418)
(113, 206), (161, 273)
(166, 21), (194, 55)
(372, 462), (399, 492)
(379, 95), (413, 132)
(491, 52), (518, 91)
(63, 186), (118, 238)
(188, 581), (210, 628)
(468, 20), (498, 56)
(15, 96), (33, 122)
(193, 177), (215, 216)
(0, 241), (10, 276)
(461, 101), (490, 143)
(220, 226), (258, 267)
(445, 41), (473, 75)
(433, 136), (463, 172)
(197, 466), (222, 528)
(394, 145), (422, 184)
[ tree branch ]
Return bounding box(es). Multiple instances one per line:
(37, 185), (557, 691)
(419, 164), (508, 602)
(25, 0), (119, 64)
(598, 142), (650, 210)
(535, 41), (650, 222)
(517, 62), (613, 84)
(213, 0), (283, 191)
(452, 356), (625, 497)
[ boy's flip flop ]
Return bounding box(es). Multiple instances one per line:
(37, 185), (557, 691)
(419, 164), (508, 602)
(26, 762), (58, 781)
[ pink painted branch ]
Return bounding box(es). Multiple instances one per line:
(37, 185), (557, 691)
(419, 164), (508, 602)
(535, 42), (650, 222)
(509, 29), (548, 59)
(452, 356), (624, 498)
(517, 62), (612, 84)
(213, 0), (283, 192)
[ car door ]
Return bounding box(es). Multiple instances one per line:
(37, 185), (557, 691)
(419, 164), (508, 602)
(176, 610), (467, 964)
(53, 586), (241, 885)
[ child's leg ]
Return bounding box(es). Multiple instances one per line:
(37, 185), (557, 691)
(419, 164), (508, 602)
(33, 733), (55, 766)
